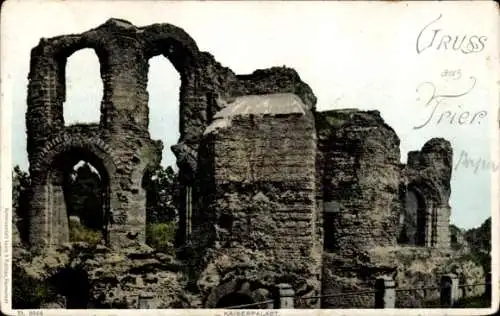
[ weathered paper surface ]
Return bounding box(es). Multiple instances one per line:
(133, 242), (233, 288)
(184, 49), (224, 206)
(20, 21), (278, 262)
(0, 1), (498, 315)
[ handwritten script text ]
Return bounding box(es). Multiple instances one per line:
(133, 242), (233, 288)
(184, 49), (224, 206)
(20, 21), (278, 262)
(413, 76), (487, 129)
(416, 14), (487, 54)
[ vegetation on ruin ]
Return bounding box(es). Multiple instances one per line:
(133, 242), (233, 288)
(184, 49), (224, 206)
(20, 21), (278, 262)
(143, 165), (179, 224)
(450, 218), (491, 273)
(464, 217), (491, 251)
(466, 219), (491, 274)
(454, 293), (492, 308)
(143, 165), (179, 254)
(12, 164), (181, 308)
(146, 221), (177, 255)
(12, 262), (59, 309)
(449, 224), (464, 251)
(68, 221), (102, 245)
(325, 116), (346, 129)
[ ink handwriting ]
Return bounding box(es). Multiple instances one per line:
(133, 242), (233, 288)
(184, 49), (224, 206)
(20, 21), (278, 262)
(413, 76), (487, 129)
(416, 14), (487, 54)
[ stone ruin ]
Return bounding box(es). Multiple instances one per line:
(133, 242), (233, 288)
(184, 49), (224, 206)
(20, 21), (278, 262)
(23, 19), (454, 308)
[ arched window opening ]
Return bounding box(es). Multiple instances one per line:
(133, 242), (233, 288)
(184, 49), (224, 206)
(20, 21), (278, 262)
(48, 149), (110, 245)
(65, 160), (107, 243)
(64, 49), (103, 126)
(144, 54), (181, 251)
(147, 55), (180, 169)
(398, 189), (426, 246)
(215, 293), (255, 309)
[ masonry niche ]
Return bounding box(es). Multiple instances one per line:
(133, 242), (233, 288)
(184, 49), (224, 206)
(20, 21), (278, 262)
(398, 189), (427, 246)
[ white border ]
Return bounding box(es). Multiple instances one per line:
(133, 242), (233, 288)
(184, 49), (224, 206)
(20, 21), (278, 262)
(1, 1), (499, 316)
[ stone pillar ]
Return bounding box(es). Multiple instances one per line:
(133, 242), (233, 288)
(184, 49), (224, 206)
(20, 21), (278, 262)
(440, 273), (459, 307)
(435, 206), (451, 248)
(425, 208), (433, 247)
(375, 276), (395, 308)
(28, 183), (49, 252)
(27, 46), (62, 148)
(277, 284), (294, 309)
(104, 45), (149, 132)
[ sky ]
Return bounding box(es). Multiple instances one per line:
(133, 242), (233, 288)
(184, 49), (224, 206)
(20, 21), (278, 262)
(1, 1), (498, 230)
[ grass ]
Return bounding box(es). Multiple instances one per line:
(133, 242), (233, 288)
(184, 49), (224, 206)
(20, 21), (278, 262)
(69, 221), (102, 245)
(454, 294), (491, 308)
(421, 293), (491, 308)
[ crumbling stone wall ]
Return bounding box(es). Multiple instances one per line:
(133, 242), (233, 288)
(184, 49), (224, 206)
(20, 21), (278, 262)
(194, 94), (322, 308)
(26, 19), (315, 253)
(316, 110), (402, 307)
(402, 138), (453, 248)
(25, 18), (455, 308)
(316, 112), (453, 308)
(316, 110), (402, 254)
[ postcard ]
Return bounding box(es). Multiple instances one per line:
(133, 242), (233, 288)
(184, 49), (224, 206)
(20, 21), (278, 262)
(0, 1), (498, 316)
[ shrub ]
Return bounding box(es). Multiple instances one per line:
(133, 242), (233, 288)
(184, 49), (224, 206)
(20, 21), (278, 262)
(12, 263), (58, 308)
(146, 221), (177, 254)
(69, 221), (102, 245)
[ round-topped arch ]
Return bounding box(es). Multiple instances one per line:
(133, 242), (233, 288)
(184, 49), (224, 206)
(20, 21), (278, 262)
(141, 23), (201, 75)
(399, 178), (445, 247)
(205, 279), (274, 309)
(139, 23), (208, 247)
(31, 131), (118, 181)
(27, 33), (113, 148)
(28, 133), (118, 250)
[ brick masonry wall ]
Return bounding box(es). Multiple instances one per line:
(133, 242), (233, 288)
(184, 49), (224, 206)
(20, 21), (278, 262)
(316, 109), (402, 307)
(317, 110), (402, 254)
(194, 107), (322, 308)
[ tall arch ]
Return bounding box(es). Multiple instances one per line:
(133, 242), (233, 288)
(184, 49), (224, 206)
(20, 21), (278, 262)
(399, 188), (427, 246)
(47, 148), (110, 245)
(146, 55), (180, 167)
(399, 180), (444, 247)
(63, 48), (103, 126)
(28, 135), (117, 248)
(141, 31), (201, 246)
